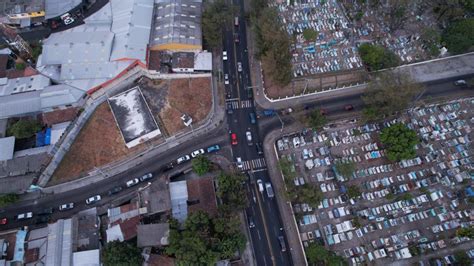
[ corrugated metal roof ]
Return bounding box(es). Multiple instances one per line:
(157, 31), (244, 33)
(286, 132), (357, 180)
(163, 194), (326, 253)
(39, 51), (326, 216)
(59, 61), (131, 80)
(46, 219), (73, 266)
(0, 136), (15, 161)
(45, 0), (83, 19)
(72, 249), (100, 266)
(0, 74), (51, 96)
(151, 0), (202, 48)
(110, 0), (153, 62)
(194, 52), (212, 71)
(169, 180), (188, 222)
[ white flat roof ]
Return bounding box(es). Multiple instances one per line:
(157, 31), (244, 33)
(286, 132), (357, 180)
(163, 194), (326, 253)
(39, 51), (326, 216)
(0, 136), (15, 161)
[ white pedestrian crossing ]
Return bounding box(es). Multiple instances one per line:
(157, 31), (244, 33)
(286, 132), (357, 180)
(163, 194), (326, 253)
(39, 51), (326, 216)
(226, 100), (253, 110)
(240, 100), (253, 108)
(241, 158), (267, 171)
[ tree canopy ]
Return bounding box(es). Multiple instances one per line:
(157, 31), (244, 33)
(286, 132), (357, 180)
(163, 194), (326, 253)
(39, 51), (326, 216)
(380, 123), (420, 161)
(456, 227), (474, 239)
(0, 194), (19, 208)
(307, 109), (327, 130)
(334, 161), (355, 179)
(192, 155), (211, 176)
(347, 185), (361, 199)
(216, 172), (247, 211)
(8, 120), (42, 139)
(202, 0), (233, 49)
(306, 243), (347, 266)
(303, 28), (318, 42)
(102, 241), (143, 266)
(442, 18), (474, 54)
(166, 211), (246, 265)
(358, 43), (400, 71)
(361, 72), (423, 121)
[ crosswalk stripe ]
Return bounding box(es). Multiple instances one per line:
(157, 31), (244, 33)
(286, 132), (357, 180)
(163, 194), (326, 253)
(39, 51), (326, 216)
(241, 158), (266, 171)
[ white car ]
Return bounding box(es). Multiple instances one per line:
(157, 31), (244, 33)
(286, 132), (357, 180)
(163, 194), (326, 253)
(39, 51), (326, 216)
(237, 62), (242, 72)
(59, 203), (74, 211)
(224, 74), (229, 85)
(60, 13), (74, 25)
(139, 173), (153, 182)
(86, 195), (101, 205)
(223, 51), (228, 61)
(16, 212), (33, 220)
(246, 131), (252, 145)
(177, 155), (191, 164)
(236, 157), (243, 169)
(257, 179), (264, 192)
(191, 149), (205, 158)
(126, 178), (140, 187)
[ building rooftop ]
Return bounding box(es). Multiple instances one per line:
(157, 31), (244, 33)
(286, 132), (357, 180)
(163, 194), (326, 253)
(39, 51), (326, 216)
(140, 177), (171, 214)
(151, 0), (202, 51)
(45, 0), (83, 19)
(137, 223), (169, 247)
(0, 137), (15, 161)
(72, 249), (100, 266)
(186, 177), (217, 216)
(45, 219), (73, 266)
(172, 52), (194, 69)
(169, 180), (188, 222)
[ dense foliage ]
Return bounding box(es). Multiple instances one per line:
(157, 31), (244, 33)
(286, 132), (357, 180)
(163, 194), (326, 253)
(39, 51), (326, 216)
(202, 0), (233, 49)
(358, 43), (400, 71)
(192, 155), (211, 176)
(8, 120), (42, 139)
(334, 161), (355, 179)
(307, 109), (327, 130)
(102, 241), (143, 266)
(0, 194), (19, 207)
(442, 18), (474, 54)
(380, 123), (420, 162)
(306, 242), (347, 265)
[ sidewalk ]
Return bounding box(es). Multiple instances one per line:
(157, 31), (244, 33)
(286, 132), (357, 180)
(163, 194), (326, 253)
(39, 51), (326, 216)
(262, 122), (308, 266)
(39, 63), (224, 194)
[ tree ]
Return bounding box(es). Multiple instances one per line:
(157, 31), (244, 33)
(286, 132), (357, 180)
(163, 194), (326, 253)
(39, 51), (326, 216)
(305, 243), (347, 265)
(456, 227), (474, 238)
(298, 183), (323, 207)
(347, 185), (361, 198)
(216, 173), (247, 210)
(442, 18), (474, 54)
(335, 161), (355, 179)
(202, 0), (233, 49)
(380, 123), (420, 161)
(279, 157), (296, 180)
(307, 109), (327, 130)
(192, 155), (211, 176)
(358, 43), (400, 71)
(15, 62), (26, 70)
(352, 217), (361, 228)
(420, 28), (441, 57)
(303, 28), (318, 42)
(454, 250), (471, 265)
(102, 241), (143, 266)
(0, 194), (19, 207)
(362, 72), (423, 121)
(7, 119), (42, 139)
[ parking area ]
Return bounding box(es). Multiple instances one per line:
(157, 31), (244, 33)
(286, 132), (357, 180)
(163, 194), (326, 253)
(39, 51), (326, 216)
(275, 97), (474, 264)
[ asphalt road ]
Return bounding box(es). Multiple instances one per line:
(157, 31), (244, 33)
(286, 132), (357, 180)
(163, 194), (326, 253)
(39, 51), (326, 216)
(0, 124), (230, 230)
(222, 0), (293, 264)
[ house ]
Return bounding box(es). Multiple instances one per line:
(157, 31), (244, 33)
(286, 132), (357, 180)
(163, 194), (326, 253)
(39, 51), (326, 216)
(186, 177), (218, 217)
(106, 202), (147, 242)
(137, 223), (170, 248)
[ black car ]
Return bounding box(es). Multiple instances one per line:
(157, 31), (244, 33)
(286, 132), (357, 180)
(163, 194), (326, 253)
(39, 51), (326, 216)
(108, 186), (123, 196)
(35, 215), (50, 225)
(163, 163), (174, 172)
(226, 102), (233, 114)
(256, 143), (263, 155)
(37, 207), (53, 215)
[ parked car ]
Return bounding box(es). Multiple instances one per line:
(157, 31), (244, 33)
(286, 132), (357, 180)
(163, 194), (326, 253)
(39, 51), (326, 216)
(454, 79), (467, 86)
(237, 62), (242, 72)
(345, 104), (354, 111)
(231, 133), (238, 145)
(16, 212), (33, 220)
(86, 195), (101, 205)
(59, 203), (74, 211)
(191, 149), (205, 158)
(265, 182), (274, 198)
(108, 186), (123, 196)
(222, 51), (228, 61)
(207, 144), (220, 153)
(60, 13), (74, 25)
(0, 218), (7, 225)
(249, 112), (256, 124)
(126, 178), (140, 187)
(35, 215), (50, 225)
(278, 235), (287, 252)
(256, 142), (263, 155)
(176, 155), (191, 164)
(139, 173), (153, 182)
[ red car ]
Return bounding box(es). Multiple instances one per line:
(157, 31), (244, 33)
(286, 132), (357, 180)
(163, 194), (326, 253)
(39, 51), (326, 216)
(231, 133), (238, 145)
(0, 218), (7, 225)
(344, 104), (354, 111)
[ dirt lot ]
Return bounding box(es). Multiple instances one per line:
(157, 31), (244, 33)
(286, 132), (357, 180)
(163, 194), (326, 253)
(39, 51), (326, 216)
(159, 77), (212, 135)
(50, 77), (212, 184)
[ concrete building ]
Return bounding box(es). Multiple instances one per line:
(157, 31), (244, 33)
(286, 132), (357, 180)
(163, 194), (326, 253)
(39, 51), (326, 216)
(0, 137), (15, 161)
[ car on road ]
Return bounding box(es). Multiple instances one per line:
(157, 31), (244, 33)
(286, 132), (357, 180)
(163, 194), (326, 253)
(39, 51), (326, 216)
(246, 131), (252, 145)
(278, 236), (287, 252)
(454, 79), (467, 86)
(126, 178), (140, 187)
(265, 182), (274, 198)
(207, 144), (220, 153)
(36, 215), (50, 225)
(0, 218), (7, 225)
(222, 51), (228, 61)
(38, 208), (53, 215)
(249, 112), (256, 124)
(248, 216), (255, 228)
(237, 62), (242, 72)
(191, 149), (205, 158)
(236, 157), (243, 170)
(224, 74), (229, 85)
(234, 33), (239, 43)
(108, 186), (123, 195)
(226, 102), (233, 114)
(345, 104), (354, 111)
(176, 155), (191, 164)
(59, 203), (74, 211)
(60, 13), (74, 25)
(16, 212), (33, 220)
(256, 143), (263, 155)
(139, 173), (153, 182)
(257, 179), (264, 192)
(231, 133), (238, 145)
(86, 195), (101, 205)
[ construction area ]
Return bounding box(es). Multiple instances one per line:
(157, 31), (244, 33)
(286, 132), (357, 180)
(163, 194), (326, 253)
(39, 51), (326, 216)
(49, 77), (212, 184)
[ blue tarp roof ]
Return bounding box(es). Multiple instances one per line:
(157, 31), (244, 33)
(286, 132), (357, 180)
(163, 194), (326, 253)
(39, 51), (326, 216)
(466, 187), (474, 197)
(13, 230), (27, 262)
